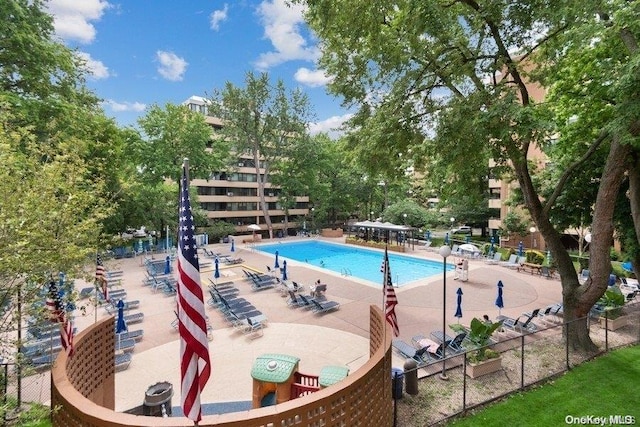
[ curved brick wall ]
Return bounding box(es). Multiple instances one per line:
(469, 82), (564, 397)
(51, 306), (393, 427)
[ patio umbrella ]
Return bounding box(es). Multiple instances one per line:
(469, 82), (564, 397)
(454, 287), (463, 322)
(230, 238), (235, 252)
(247, 224), (260, 240)
(465, 235), (471, 243)
(274, 250), (280, 269)
(164, 256), (171, 275)
(214, 258), (220, 284)
(115, 299), (128, 347)
(444, 232), (450, 245)
(459, 243), (480, 254)
(282, 260), (288, 281)
(518, 241), (524, 257)
(495, 280), (504, 316)
(489, 236), (496, 256)
(425, 230), (431, 241)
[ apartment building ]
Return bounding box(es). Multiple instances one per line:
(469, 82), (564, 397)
(183, 96), (310, 236)
(487, 64), (549, 250)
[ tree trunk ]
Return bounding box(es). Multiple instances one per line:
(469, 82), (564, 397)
(626, 150), (640, 278)
(254, 149), (273, 239)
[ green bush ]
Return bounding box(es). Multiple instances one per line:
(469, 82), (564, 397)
(525, 250), (545, 265)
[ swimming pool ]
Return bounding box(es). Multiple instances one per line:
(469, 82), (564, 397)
(256, 240), (453, 287)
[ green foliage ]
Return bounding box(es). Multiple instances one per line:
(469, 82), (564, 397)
(598, 288), (626, 319)
(500, 212), (529, 240)
(134, 103), (228, 184)
(205, 221), (237, 242)
(383, 200), (431, 228)
(525, 250), (545, 265)
(464, 318), (503, 362)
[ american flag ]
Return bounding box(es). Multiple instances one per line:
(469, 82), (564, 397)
(177, 161), (210, 422)
(382, 248), (400, 337)
(96, 254), (108, 301)
(46, 280), (74, 357)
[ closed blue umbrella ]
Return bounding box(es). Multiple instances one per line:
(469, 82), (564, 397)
(518, 241), (524, 257)
(465, 235), (471, 243)
(274, 250), (280, 269)
(164, 256), (171, 275)
(425, 230), (431, 241)
(230, 238), (235, 252)
(214, 258), (220, 284)
(489, 235), (496, 256)
(454, 288), (463, 322)
(116, 299), (128, 347)
(495, 280), (504, 316)
(444, 232), (450, 245)
(282, 260), (288, 281)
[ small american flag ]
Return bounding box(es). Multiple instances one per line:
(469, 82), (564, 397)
(46, 280), (74, 357)
(382, 248), (400, 337)
(96, 254), (108, 301)
(177, 161), (210, 422)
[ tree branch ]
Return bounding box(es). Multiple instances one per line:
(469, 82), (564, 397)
(543, 130), (609, 215)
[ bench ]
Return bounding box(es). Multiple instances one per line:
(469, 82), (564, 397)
(518, 262), (543, 275)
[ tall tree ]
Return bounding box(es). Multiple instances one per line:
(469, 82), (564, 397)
(208, 72), (313, 238)
(134, 103), (229, 184)
(295, 0), (639, 349)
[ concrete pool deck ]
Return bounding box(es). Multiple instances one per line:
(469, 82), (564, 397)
(63, 236), (563, 412)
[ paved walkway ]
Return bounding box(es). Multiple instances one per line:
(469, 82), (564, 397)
(66, 237), (563, 412)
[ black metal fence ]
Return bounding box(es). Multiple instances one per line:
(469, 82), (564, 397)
(0, 361), (51, 425)
(395, 303), (640, 426)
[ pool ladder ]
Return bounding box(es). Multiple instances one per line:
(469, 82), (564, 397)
(341, 268), (352, 277)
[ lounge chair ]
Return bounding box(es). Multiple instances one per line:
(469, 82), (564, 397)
(579, 269), (590, 284)
(115, 338), (136, 353)
(251, 278), (277, 291)
(78, 286), (95, 299)
(392, 339), (429, 365)
(499, 254), (518, 267)
(224, 257), (244, 265)
(434, 331), (467, 353)
(115, 353), (132, 372)
(117, 329), (144, 341)
(484, 252), (502, 265)
(497, 308), (540, 333)
(124, 312), (144, 324)
(311, 299), (340, 314)
(297, 294), (319, 309)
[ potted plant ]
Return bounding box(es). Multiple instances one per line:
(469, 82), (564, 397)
(453, 317), (503, 378)
(598, 288), (627, 331)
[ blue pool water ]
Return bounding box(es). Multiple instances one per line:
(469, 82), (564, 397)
(256, 240), (453, 287)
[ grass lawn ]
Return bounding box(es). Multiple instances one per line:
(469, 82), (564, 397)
(449, 345), (640, 426)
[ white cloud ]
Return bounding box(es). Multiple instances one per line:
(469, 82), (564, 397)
(76, 52), (110, 79)
(210, 4), (229, 31)
(294, 67), (332, 87)
(308, 113), (353, 138)
(104, 100), (147, 113)
(156, 51), (188, 81)
(47, 0), (111, 44)
(255, 0), (319, 70)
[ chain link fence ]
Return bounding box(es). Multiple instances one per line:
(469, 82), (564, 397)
(395, 302), (640, 426)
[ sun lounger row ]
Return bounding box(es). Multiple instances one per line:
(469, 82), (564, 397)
(243, 270), (278, 291)
(210, 293), (268, 336)
(104, 299), (140, 315)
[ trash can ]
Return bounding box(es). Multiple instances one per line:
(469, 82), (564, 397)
(143, 381), (173, 417)
(391, 368), (404, 399)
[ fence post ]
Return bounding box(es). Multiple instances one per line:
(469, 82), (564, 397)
(520, 334), (525, 389)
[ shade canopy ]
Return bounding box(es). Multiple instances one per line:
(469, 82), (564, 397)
(247, 224), (261, 231)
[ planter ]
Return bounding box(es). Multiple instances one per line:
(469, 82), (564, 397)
(599, 315), (628, 331)
(466, 356), (502, 379)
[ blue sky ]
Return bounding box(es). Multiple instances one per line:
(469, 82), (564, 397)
(46, 0), (352, 136)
